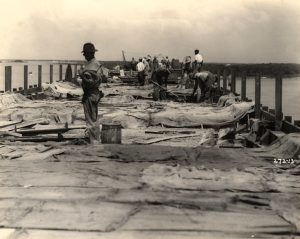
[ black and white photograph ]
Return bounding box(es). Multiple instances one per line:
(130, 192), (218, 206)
(0, 0), (300, 238)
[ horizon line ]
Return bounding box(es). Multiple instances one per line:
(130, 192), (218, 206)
(1, 59), (300, 65)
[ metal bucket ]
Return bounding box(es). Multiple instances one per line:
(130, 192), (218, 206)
(101, 123), (122, 144)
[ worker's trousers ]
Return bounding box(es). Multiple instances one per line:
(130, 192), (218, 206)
(82, 94), (100, 143)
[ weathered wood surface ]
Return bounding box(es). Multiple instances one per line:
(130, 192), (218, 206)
(0, 143), (299, 238)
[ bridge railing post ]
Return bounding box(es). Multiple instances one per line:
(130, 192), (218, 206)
(5, 66), (12, 92)
(241, 71), (247, 101)
(275, 74), (283, 130)
(255, 73), (261, 118)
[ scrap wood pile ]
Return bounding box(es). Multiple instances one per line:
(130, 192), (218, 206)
(0, 93), (86, 142)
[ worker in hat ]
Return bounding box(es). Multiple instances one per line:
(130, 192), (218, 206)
(77, 42), (104, 144)
(178, 56), (193, 89)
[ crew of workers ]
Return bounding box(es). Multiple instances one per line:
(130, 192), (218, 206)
(78, 42), (218, 143)
(131, 50), (218, 102)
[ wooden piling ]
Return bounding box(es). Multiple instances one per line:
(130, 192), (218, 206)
(217, 70), (221, 92)
(74, 64), (78, 78)
(24, 65), (28, 95)
(222, 70), (227, 93)
(230, 69), (236, 93)
(59, 64), (63, 81)
(50, 64), (53, 83)
(254, 73), (261, 118)
(38, 65), (42, 90)
(275, 74), (283, 130)
(65, 64), (73, 82)
(5, 66), (12, 92)
(241, 71), (246, 101)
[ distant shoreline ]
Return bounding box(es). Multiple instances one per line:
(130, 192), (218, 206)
(1, 60), (300, 77)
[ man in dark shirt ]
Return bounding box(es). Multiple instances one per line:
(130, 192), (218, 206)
(78, 42), (104, 143)
(151, 60), (170, 100)
(130, 57), (137, 71)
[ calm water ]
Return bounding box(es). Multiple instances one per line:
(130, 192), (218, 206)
(1, 61), (300, 120)
(0, 61), (77, 90)
(224, 76), (300, 120)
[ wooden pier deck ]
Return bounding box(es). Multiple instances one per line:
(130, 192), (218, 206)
(0, 142), (299, 239)
(1, 63), (300, 238)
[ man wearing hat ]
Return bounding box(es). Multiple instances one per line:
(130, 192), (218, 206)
(78, 42), (104, 144)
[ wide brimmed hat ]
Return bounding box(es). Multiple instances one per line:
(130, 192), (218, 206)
(82, 43), (98, 53)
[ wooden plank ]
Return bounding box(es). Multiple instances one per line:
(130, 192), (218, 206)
(122, 205), (292, 233)
(0, 120), (23, 129)
(254, 73), (261, 118)
(133, 133), (203, 145)
(145, 130), (196, 135)
(5, 66), (12, 92)
(275, 75), (282, 130)
(0, 119), (49, 132)
(0, 199), (136, 232)
(16, 124), (86, 136)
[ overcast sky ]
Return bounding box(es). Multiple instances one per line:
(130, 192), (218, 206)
(0, 0), (300, 63)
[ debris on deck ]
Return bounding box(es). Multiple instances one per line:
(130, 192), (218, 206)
(0, 80), (299, 238)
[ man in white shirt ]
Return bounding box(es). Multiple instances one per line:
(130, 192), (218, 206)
(194, 49), (203, 72)
(136, 58), (145, 86)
